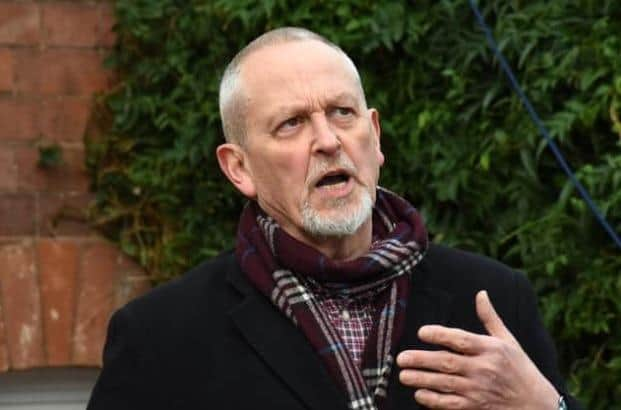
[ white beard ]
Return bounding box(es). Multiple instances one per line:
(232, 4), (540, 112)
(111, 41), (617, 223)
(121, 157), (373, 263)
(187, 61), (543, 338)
(301, 188), (373, 237)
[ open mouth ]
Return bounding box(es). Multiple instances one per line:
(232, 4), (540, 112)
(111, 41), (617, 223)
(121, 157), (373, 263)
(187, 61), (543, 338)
(315, 172), (350, 188)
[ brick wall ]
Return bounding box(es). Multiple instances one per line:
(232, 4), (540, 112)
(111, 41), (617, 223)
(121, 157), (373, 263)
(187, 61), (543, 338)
(0, 1), (149, 371)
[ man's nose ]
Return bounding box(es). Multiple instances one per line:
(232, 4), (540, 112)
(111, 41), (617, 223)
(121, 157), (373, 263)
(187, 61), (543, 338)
(310, 113), (340, 155)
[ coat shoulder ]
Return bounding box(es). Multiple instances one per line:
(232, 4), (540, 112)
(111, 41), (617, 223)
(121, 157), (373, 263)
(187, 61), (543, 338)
(415, 243), (531, 331)
(420, 243), (521, 290)
(119, 250), (239, 325)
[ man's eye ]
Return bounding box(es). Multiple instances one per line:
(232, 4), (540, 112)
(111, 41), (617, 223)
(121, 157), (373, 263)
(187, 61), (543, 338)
(332, 107), (354, 117)
(279, 116), (302, 130)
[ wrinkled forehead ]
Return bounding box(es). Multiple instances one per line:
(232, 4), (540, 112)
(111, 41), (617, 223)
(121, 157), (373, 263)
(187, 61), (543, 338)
(239, 40), (364, 105)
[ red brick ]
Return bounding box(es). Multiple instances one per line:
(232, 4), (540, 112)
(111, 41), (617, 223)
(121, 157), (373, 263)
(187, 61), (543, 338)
(0, 3), (40, 46)
(38, 192), (94, 236)
(73, 240), (124, 365)
(37, 239), (79, 365)
(0, 193), (35, 236)
(42, 3), (100, 47)
(0, 301), (9, 371)
(40, 98), (92, 142)
(15, 146), (90, 192)
(0, 48), (15, 92)
(13, 147), (42, 191)
(98, 4), (117, 47)
(0, 242), (45, 369)
(15, 49), (114, 96)
(0, 149), (17, 191)
(0, 97), (40, 141)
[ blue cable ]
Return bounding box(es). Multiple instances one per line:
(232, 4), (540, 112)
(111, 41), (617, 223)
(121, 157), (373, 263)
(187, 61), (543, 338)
(468, 0), (621, 249)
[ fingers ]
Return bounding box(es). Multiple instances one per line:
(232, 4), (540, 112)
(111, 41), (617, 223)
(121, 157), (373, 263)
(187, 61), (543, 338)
(397, 350), (466, 374)
(414, 389), (469, 409)
(399, 369), (472, 393)
(475, 290), (517, 343)
(417, 325), (485, 354)
(397, 352), (472, 408)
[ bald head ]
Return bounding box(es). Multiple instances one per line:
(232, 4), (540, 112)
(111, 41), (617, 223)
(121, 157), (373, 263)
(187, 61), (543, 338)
(218, 27), (366, 144)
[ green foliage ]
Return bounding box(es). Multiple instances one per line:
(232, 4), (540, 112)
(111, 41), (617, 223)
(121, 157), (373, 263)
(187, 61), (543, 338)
(87, 0), (621, 407)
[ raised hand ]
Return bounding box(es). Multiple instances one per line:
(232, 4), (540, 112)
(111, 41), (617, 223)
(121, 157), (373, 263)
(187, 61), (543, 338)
(396, 290), (560, 409)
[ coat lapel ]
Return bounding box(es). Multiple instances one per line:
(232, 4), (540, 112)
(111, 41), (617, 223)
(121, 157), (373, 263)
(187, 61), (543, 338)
(224, 249), (454, 410)
(227, 265), (347, 410)
(386, 266), (454, 409)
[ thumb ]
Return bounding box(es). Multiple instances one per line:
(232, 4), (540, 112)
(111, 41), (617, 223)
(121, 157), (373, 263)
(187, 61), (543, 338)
(476, 290), (517, 343)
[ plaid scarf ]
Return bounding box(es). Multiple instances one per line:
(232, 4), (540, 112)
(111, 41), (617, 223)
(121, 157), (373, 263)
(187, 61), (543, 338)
(235, 187), (428, 410)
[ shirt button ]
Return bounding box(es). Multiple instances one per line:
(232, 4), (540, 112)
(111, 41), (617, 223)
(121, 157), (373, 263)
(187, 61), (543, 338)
(341, 309), (351, 321)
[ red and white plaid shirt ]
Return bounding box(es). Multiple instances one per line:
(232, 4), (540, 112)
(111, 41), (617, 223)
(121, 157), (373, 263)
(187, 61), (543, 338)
(312, 289), (376, 369)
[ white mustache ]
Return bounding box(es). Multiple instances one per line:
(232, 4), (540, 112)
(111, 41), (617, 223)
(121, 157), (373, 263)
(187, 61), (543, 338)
(305, 155), (357, 188)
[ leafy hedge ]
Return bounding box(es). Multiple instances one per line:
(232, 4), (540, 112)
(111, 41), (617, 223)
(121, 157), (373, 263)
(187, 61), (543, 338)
(87, 1), (621, 407)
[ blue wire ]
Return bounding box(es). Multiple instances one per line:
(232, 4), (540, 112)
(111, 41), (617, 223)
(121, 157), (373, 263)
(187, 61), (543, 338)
(468, 0), (621, 249)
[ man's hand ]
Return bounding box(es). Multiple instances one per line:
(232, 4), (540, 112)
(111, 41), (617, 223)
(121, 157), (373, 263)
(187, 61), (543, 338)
(396, 290), (560, 409)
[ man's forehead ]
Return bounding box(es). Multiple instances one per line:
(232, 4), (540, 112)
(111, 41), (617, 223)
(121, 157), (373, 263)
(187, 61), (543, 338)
(240, 39), (358, 86)
(243, 38), (337, 63)
(267, 91), (360, 114)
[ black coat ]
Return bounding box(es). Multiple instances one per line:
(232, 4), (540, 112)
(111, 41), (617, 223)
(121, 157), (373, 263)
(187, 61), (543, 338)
(88, 244), (581, 409)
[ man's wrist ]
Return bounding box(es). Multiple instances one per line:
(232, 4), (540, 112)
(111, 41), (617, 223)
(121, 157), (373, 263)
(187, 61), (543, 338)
(533, 381), (560, 410)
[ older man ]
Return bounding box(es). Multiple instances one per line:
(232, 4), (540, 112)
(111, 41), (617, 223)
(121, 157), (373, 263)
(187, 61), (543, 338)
(88, 28), (580, 410)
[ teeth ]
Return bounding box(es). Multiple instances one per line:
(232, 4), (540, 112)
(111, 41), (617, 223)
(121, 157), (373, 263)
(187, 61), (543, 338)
(316, 174), (348, 187)
(318, 180), (347, 190)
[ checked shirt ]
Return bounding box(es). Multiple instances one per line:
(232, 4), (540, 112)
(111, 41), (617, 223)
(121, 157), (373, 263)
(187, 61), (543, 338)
(310, 282), (376, 369)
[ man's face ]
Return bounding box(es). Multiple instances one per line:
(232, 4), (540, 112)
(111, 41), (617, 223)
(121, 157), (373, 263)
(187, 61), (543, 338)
(237, 40), (383, 242)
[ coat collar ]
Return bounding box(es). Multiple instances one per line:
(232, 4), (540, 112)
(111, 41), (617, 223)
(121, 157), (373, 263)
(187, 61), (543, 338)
(386, 286), (453, 409)
(226, 260), (347, 410)
(225, 249), (453, 410)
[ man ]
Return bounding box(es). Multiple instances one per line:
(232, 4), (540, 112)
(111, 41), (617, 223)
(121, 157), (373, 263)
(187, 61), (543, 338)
(88, 27), (581, 410)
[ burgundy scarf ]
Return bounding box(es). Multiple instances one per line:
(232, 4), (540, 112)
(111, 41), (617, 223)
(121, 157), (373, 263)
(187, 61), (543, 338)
(235, 187), (428, 410)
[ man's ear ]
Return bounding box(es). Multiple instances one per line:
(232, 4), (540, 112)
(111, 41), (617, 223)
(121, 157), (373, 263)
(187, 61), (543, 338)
(216, 143), (257, 199)
(369, 108), (384, 166)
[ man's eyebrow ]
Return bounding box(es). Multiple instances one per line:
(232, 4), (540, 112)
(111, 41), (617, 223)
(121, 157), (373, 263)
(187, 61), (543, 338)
(329, 92), (359, 106)
(265, 104), (309, 129)
(265, 93), (361, 129)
